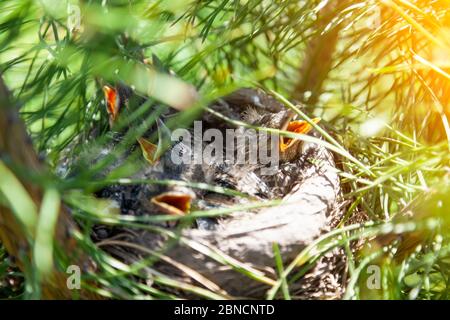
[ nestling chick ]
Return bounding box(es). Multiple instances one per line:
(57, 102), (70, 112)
(201, 88), (323, 201)
(62, 82), (197, 234)
(62, 86), (322, 237)
(244, 107), (320, 163)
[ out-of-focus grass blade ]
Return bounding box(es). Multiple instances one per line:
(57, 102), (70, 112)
(272, 242), (291, 300)
(130, 65), (199, 111)
(33, 188), (60, 279)
(413, 54), (450, 81)
(381, 0), (448, 50)
(0, 160), (37, 237)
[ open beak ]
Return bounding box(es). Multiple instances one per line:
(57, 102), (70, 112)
(103, 85), (120, 127)
(279, 118), (321, 153)
(137, 137), (158, 165)
(137, 118), (172, 165)
(151, 191), (193, 216)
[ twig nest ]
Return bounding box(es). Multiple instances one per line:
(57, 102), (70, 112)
(94, 88), (345, 298)
(136, 139), (344, 298)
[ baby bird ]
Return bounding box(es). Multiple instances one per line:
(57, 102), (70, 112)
(64, 85), (321, 237)
(201, 88), (322, 199)
(60, 83), (197, 238)
(96, 84), (195, 219)
(243, 107), (320, 163)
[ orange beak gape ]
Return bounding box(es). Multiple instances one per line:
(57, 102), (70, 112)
(102, 85), (120, 125)
(279, 118), (321, 153)
(151, 192), (193, 216)
(137, 137), (159, 165)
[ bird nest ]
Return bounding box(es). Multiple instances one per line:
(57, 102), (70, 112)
(85, 88), (345, 299)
